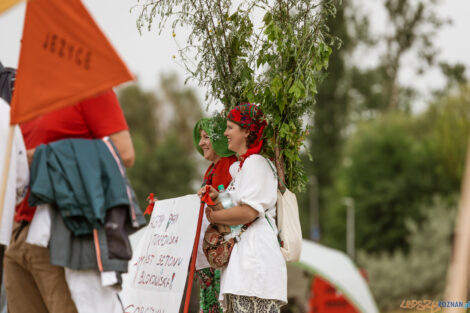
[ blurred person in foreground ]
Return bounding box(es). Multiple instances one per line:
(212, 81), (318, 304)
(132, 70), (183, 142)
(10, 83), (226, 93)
(4, 89), (140, 313)
(0, 62), (27, 313)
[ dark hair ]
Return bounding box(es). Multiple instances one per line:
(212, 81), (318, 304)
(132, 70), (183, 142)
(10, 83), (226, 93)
(246, 129), (258, 148)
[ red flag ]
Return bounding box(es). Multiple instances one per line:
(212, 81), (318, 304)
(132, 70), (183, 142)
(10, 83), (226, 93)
(144, 193), (157, 216)
(10, 0), (134, 124)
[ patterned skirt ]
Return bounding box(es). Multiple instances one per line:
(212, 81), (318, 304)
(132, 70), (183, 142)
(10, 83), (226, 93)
(196, 268), (222, 313)
(225, 294), (282, 313)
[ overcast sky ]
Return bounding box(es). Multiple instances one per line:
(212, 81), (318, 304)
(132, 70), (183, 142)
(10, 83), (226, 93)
(0, 0), (469, 111)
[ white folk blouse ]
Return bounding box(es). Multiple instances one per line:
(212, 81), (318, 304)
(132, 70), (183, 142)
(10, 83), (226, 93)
(219, 154), (287, 309)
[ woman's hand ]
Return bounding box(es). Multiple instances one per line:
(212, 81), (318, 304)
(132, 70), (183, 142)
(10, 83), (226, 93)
(27, 148), (36, 166)
(205, 206), (216, 224)
(197, 185), (219, 201)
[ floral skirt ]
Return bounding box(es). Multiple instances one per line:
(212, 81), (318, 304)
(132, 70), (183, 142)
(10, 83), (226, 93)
(196, 268), (222, 313)
(225, 294), (282, 313)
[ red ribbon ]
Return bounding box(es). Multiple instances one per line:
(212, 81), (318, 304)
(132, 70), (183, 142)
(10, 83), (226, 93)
(144, 193), (157, 216)
(201, 185), (215, 206)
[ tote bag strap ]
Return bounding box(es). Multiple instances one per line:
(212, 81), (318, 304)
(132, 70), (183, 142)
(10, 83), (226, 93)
(264, 157), (287, 194)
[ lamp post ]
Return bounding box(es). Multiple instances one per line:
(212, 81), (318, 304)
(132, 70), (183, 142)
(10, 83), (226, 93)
(343, 197), (355, 260)
(309, 176), (320, 241)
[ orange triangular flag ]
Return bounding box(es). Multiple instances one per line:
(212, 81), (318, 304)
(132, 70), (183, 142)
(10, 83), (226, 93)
(10, 0), (134, 124)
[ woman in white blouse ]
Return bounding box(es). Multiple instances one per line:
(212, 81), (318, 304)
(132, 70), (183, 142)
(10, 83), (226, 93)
(199, 103), (287, 313)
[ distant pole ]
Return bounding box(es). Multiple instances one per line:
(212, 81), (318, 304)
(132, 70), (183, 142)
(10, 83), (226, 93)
(0, 125), (15, 225)
(343, 197), (355, 260)
(309, 176), (320, 241)
(444, 139), (470, 313)
(183, 201), (205, 313)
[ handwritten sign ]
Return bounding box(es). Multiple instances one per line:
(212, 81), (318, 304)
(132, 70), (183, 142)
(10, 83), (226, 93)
(120, 195), (201, 313)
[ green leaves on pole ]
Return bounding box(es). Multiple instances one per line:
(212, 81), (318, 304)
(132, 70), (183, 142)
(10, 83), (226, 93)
(135, 0), (336, 192)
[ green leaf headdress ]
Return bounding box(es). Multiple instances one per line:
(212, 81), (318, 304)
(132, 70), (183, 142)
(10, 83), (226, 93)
(193, 113), (235, 158)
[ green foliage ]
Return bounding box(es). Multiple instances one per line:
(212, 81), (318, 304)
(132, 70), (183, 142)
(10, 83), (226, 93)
(117, 77), (202, 207)
(323, 113), (435, 251)
(358, 197), (456, 311)
(381, 0), (447, 110)
(427, 87), (470, 183)
(322, 87), (470, 252)
(249, 1), (335, 192)
(134, 0), (337, 192)
(128, 133), (197, 205)
(120, 84), (159, 147)
(299, 0), (349, 239)
(296, 0), (465, 245)
(136, 0), (256, 109)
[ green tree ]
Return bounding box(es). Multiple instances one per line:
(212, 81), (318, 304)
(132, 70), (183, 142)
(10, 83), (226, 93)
(300, 0), (465, 244)
(426, 86), (470, 186)
(300, 0), (356, 239)
(381, 0), (445, 110)
(159, 73), (204, 153)
(117, 76), (202, 207)
(120, 84), (159, 147)
(324, 113), (436, 252)
(322, 86), (470, 253)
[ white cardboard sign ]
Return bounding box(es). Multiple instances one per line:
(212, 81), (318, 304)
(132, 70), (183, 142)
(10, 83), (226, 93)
(120, 194), (201, 313)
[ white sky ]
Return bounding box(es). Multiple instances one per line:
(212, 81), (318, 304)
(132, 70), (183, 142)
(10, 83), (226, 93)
(0, 0), (469, 112)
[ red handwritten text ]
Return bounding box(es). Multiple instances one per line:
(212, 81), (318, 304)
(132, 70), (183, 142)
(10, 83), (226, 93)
(124, 304), (165, 313)
(137, 270), (175, 290)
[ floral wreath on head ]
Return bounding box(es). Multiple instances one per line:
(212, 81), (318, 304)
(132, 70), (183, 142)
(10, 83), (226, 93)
(227, 103), (267, 167)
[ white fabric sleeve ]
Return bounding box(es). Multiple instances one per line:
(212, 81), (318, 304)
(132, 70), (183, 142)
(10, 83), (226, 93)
(14, 126), (29, 204)
(236, 155), (277, 217)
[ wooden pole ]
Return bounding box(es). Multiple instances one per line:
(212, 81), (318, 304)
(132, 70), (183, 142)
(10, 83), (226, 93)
(444, 138), (470, 313)
(0, 125), (15, 226)
(183, 201), (205, 313)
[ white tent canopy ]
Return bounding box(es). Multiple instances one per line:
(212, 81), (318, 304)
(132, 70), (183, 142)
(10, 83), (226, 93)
(297, 239), (379, 313)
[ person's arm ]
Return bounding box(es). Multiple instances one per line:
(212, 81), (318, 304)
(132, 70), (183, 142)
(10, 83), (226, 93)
(207, 204), (258, 226)
(109, 130), (135, 168)
(26, 148), (35, 166)
(198, 185), (259, 225)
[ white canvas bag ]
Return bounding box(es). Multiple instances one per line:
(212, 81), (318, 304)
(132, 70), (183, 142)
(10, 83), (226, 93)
(276, 188), (302, 262)
(265, 159), (302, 262)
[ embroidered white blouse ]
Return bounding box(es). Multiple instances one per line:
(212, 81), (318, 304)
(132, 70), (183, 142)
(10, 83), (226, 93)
(219, 154), (287, 308)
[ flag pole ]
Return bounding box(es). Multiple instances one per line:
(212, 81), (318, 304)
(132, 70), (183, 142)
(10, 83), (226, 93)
(0, 125), (15, 225)
(444, 138), (470, 313)
(183, 201), (205, 313)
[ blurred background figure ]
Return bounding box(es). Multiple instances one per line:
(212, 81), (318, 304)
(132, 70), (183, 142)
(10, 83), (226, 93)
(193, 114), (237, 313)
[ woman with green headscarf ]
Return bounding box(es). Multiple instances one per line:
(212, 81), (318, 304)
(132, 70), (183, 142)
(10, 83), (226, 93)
(193, 114), (237, 313)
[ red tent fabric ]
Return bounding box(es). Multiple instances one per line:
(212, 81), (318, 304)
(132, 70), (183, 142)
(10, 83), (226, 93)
(10, 0), (134, 124)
